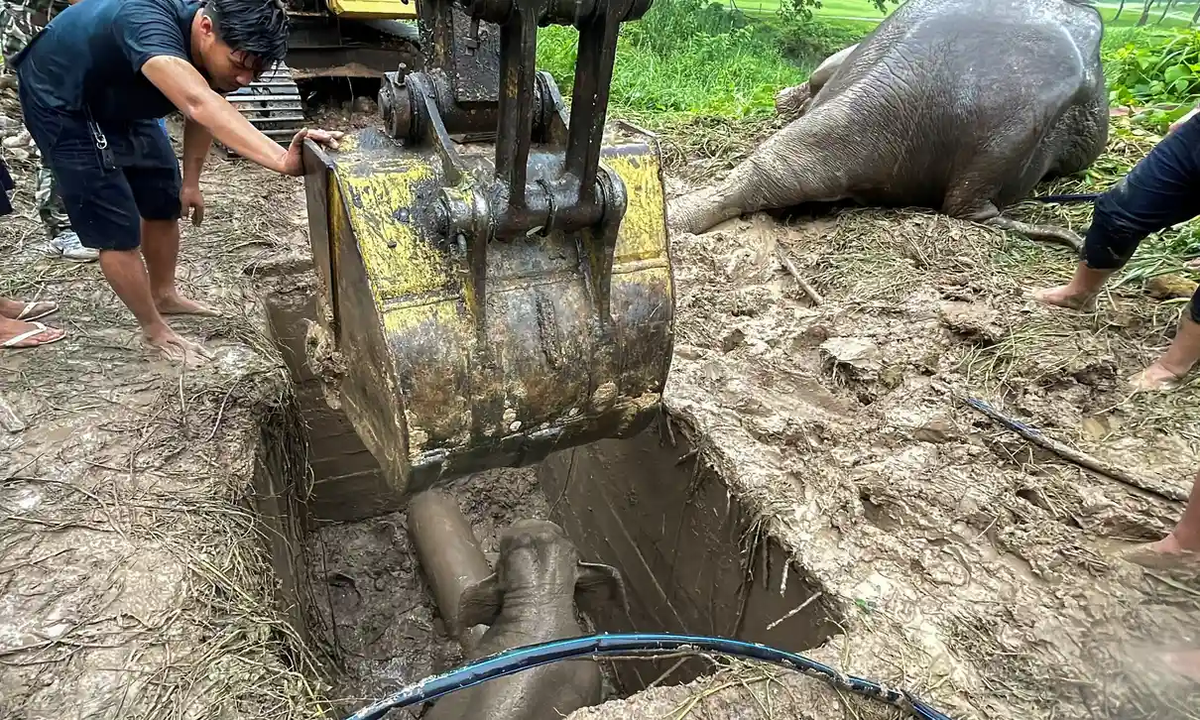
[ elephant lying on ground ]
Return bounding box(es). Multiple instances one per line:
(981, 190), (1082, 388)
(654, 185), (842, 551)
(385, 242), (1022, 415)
(668, 0), (1107, 248)
(423, 519), (627, 720)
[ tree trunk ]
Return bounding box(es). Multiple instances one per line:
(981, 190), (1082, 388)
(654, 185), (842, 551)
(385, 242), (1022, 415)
(1193, 2), (1200, 24)
(1137, 0), (1155, 26)
(1158, 0), (1177, 24)
(1115, 0), (1127, 20)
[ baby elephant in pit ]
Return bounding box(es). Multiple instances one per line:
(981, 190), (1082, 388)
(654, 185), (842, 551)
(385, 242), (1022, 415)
(424, 519), (627, 720)
(669, 0), (1107, 249)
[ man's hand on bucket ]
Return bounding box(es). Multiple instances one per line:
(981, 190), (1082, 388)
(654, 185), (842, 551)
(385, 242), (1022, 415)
(280, 128), (345, 176)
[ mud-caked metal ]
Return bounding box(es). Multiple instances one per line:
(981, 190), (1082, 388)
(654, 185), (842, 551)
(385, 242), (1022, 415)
(301, 0), (674, 495)
(423, 519), (627, 719)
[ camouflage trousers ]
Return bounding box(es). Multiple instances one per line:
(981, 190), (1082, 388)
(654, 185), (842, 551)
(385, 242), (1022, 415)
(0, 0), (73, 240)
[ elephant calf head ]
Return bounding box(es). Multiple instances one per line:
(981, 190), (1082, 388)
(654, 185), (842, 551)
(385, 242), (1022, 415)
(424, 520), (627, 719)
(457, 519), (628, 635)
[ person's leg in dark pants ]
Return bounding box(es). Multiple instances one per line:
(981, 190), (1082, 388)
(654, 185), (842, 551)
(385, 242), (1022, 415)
(1033, 113), (1200, 390)
(21, 98), (209, 364)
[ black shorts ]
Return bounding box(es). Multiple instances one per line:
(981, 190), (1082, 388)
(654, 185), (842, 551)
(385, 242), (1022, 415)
(17, 81), (180, 252)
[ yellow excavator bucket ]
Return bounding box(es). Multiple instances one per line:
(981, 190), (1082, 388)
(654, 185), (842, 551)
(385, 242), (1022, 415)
(300, 0), (673, 496)
(302, 128), (673, 494)
(324, 0), (418, 19)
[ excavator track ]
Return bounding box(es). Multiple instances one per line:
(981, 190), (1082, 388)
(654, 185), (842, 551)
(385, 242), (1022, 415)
(220, 63), (306, 158)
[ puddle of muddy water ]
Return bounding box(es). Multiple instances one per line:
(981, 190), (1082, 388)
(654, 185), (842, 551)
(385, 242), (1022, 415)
(260, 286), (845, 714)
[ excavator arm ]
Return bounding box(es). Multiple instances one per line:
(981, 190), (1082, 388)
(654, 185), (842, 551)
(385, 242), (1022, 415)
(300, 0), (675, 495)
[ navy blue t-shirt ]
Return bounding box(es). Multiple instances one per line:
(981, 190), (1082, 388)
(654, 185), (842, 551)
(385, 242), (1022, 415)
(14, 0), (201, 123)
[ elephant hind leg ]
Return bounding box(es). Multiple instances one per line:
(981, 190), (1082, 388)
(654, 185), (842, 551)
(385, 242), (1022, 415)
(775, 83), (813, 120)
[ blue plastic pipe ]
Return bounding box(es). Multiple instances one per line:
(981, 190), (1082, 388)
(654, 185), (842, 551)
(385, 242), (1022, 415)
(343, 633), (956, 720)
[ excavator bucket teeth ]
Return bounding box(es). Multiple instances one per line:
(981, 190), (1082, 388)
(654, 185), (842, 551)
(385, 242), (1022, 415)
(301, 126), (675, 495)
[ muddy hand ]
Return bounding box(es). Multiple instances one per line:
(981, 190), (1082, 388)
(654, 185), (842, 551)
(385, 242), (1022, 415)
(303, 128), (343, 150)
(281, 128), (346, 176)
(146, 330), (213, 367)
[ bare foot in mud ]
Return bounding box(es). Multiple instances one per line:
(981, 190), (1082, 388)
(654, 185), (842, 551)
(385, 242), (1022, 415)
(1122, 533), (1200, 569)
(1030, 285), (1097, 311)
(144, 327), (212, 366)
(155, 292), (222, 317)
(1164, 650), (1200, 683)
(1128, 363), (1186, 392)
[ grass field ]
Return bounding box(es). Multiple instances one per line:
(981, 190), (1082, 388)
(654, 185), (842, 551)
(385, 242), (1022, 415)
(534, 0), (1200, 125)
(730, 0), (1200, 27)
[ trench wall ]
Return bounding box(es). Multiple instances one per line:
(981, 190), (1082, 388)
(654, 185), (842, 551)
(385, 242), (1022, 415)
(537, 420), (844, 693)
(265, 288), (405, 523)
(249, 382), (321, 647)
(262, 278), (845, 700)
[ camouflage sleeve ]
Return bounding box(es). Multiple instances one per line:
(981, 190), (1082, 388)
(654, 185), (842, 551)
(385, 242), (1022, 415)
(15, 0), (64, 16)
(0, 0), (67, 67)
(0, 1), (38, 66)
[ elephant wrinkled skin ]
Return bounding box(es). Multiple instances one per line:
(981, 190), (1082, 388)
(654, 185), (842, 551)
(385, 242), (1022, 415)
(669, 0), (1108, 249)
(423, 519), (627, 720)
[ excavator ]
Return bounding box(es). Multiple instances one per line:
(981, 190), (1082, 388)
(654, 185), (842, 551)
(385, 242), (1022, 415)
(226, 0), (423, 151)
(297, 0), (677, 495)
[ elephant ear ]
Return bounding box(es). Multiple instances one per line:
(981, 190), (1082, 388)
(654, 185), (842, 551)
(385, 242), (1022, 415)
(575, 562), (627, 617)
(458, 573), (503, 629)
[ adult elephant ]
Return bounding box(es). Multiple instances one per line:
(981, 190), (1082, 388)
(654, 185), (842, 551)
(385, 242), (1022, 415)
(668, 0), (1108, 249)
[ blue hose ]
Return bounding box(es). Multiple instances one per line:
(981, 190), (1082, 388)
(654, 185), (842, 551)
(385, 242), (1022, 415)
(343, 632), (956, 720)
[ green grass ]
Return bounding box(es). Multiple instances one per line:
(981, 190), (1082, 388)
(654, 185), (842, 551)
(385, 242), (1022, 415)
(531, 0), (1200, 124)
(734, 0), (1200, 28)
(732, 0), (889, 19)
(536, 0), (812, 119)
(530, 0), (1200, 284)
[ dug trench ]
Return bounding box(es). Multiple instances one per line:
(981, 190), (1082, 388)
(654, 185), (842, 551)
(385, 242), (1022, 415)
(243, 108), (1200, 720)
(256, 145), (1200, 719)
(261, 280), (845, 715)
(5, 79), (1197, 716)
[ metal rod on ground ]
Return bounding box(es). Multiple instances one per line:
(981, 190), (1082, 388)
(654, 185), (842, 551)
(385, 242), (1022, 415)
(937, 383), (1188, 504)
(775, 246), (823, 306)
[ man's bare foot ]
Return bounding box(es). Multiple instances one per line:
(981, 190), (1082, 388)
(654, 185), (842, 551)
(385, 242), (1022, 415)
(1122, 533), (1200, 569)
(1128, 362), (1186, 392)
(154, 293), (222, 317)
(1163, 650), (1200, 683)
(144, 328), (212, 366)
(0, 318), (66, 348)
(1030, 284), (1097, 311)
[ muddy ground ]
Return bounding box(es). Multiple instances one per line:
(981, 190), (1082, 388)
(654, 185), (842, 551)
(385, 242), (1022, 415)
(2, 74), (1198, 720)
(0, 88), (328, 718)
(575, 202), (1200, 720)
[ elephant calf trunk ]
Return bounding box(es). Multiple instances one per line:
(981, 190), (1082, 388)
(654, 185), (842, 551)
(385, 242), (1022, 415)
(407, 489), (492, 650)
(668, 157), (779, 236)
(668, 185), (749, 236)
